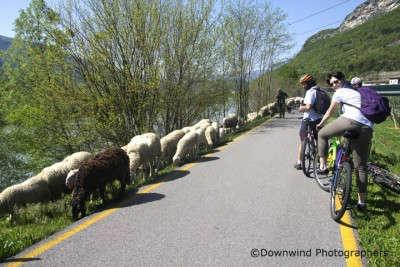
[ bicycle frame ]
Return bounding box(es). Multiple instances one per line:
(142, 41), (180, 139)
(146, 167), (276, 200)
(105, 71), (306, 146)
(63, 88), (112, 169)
(331, 140), (351, 190)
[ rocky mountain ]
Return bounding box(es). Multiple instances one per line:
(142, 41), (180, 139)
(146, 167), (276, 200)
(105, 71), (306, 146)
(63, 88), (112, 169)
(339, 0), (400, 31)
(306, 0), (400, 44)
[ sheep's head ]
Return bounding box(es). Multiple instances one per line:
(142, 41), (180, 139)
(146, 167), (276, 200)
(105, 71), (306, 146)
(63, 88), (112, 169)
(71, 186), (86, 220)
(70, 171), (87, 220)
(172, 155), (181, 166)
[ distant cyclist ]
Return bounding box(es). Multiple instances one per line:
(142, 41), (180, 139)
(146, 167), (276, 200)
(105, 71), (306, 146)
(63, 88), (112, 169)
(317, 71), (373, 211)
(275, 89), (288, 118)
(294, 74), (323, 170)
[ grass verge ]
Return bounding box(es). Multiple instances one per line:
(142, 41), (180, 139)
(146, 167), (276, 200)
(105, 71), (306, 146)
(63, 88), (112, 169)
(0, 115), (271, 260)
(350, 120), (400, 267)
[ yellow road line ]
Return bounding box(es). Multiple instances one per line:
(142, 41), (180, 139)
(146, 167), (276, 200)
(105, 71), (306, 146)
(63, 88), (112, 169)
(335, 198), (363, 267)
(4, 118), (280, 266)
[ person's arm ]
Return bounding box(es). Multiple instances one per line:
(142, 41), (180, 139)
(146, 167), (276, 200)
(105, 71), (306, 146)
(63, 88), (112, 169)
(298, 103), (312, 112)
(316, 101), (339, 128)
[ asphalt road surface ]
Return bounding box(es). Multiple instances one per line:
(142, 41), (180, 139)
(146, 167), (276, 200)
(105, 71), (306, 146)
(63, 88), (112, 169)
(8, 113), (349, 266)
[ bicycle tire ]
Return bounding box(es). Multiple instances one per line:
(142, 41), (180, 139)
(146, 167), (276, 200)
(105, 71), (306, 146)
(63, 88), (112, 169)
(301, 138), (314, 177)
(313, 154), (331, 192)
(368, 163), (400, 194)
(330, 162), (352, 221)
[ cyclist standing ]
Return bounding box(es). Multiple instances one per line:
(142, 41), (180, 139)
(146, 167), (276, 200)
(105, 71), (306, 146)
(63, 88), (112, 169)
(316, 71), (373, 211)
(294, 74), (323, 170)
(275, 89), (288, 118)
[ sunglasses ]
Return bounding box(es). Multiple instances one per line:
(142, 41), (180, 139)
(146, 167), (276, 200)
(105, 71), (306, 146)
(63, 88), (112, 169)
(330, 80), (340, 86)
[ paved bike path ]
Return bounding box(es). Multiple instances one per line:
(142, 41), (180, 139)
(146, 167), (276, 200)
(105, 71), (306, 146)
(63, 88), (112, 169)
(9, 113), (347, 266)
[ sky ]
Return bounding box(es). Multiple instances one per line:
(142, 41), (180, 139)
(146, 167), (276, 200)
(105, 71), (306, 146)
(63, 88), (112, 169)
(0, 0), (366, 57)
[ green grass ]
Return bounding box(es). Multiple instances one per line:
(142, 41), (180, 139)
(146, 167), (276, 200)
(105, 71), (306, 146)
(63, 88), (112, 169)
(351, 119), (400, 267)
(0, 115), (271, 260)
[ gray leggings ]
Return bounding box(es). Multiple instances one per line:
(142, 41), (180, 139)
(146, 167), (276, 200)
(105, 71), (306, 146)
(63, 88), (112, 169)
(318, 116), (373, 194)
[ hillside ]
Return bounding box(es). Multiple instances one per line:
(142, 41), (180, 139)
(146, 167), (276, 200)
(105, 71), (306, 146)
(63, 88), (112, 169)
(0, 35), (12, 51)
(273, 5), (400, 91)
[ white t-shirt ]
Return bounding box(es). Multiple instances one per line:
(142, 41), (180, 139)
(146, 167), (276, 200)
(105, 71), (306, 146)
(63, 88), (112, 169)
(332, 88), (373, 128)
(303, 86), (323, 121)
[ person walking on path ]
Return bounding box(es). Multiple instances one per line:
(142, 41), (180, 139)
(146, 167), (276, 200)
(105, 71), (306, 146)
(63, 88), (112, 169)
(275, 89), (288, 118)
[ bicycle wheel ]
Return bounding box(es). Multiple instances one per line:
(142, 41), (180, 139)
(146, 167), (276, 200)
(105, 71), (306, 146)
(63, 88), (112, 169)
(330, 162), (352, 221)
(301, 137), (315, 177)
(313, 154), (332, 192)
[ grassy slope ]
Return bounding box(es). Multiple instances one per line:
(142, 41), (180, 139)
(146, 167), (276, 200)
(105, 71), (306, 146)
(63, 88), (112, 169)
(352, 120), (400, 267)
(272, 7), (400, 92)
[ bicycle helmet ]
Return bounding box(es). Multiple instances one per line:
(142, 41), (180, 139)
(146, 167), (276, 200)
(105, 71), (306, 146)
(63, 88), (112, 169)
(299, 74), (314, 84)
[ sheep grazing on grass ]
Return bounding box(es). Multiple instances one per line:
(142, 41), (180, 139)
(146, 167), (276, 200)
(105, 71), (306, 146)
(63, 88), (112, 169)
(41, 151), (93, 199)
(181, 127), (192, 134)
(247, 112), (258, 122)
(267, 102), (277, 114)
(66, 169), (79, 190)
(259, 106), (270, 117)
(160, 129), (185, 167)
(205, 125), (218, 148)
(0, 174), (51, 214)
(127, 133), (161, 181)
(211, 122), (220, 144)
(195, 126), (208, 151)
(192, 119), (212, 130)
(223, 115), (238, 130)
(71, 147), (129, 220)
(173, 131), (199, 166)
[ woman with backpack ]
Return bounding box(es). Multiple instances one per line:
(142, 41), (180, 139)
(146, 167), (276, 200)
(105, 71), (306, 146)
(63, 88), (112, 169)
(316, 71), (373, 211)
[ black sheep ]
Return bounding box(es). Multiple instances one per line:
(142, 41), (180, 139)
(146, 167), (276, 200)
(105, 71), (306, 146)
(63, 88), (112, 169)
(71, 147), (130, 220)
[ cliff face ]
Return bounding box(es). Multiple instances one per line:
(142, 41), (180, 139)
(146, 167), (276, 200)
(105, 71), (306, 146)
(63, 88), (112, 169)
(339, 0), (400, 32)
(305, 0), (400, 45)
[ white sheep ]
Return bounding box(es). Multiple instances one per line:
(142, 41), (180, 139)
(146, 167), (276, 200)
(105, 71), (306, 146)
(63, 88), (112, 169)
(258, 105), (270, 117)
(40, 151), (93, 198)
(173, 131), (199, 166)
(0, 174), (51, 214)
(247, 112), (258, 122)
(127, 133), (161, 180)
(160, 129), (185, 166)
(205, 125), (218, 148)
(192, 119), (212, 129)
(125, 139), (151, 181)
(181, 127), (192, 134)
(267, 102), (277, 114)
(211, 121), (220, 144)
(195, 126), (208, 150)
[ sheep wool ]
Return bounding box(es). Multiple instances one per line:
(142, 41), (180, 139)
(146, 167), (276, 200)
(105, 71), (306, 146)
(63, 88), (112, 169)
(41, 151), (93, 198)
(173, 131), (199, 166)
(160, 130), (185, 164)
(0, 174), (51, 213)
(205, 125), (218, 147)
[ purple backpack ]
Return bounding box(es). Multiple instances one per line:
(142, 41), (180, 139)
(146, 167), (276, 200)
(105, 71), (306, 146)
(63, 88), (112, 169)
(344, 86), (391, 123)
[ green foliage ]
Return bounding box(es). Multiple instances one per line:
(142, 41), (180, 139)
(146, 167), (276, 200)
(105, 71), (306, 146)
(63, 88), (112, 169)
(272, 7), (400, 92)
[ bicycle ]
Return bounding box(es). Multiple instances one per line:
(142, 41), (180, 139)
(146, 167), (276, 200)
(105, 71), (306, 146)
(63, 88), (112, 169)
(367, 163), (400, 194)
(313, 137), (340, 192)
(328, 130), (359, 221)
(301, 118), (318, 177)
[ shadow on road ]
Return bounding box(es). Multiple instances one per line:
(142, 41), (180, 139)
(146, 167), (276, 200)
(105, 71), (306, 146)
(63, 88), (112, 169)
(196, 156), (220, 163)
(1, 257), (41, 264)
(119, 192), (165, 208)
(154, 169), (191, 183)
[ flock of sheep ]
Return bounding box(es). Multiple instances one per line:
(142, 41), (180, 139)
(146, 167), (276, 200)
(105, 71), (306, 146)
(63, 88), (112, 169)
(0, 98), (301, 219)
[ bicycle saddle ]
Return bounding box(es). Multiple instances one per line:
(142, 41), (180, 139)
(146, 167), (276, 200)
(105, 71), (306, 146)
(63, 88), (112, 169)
(343, 130), (359, 139)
